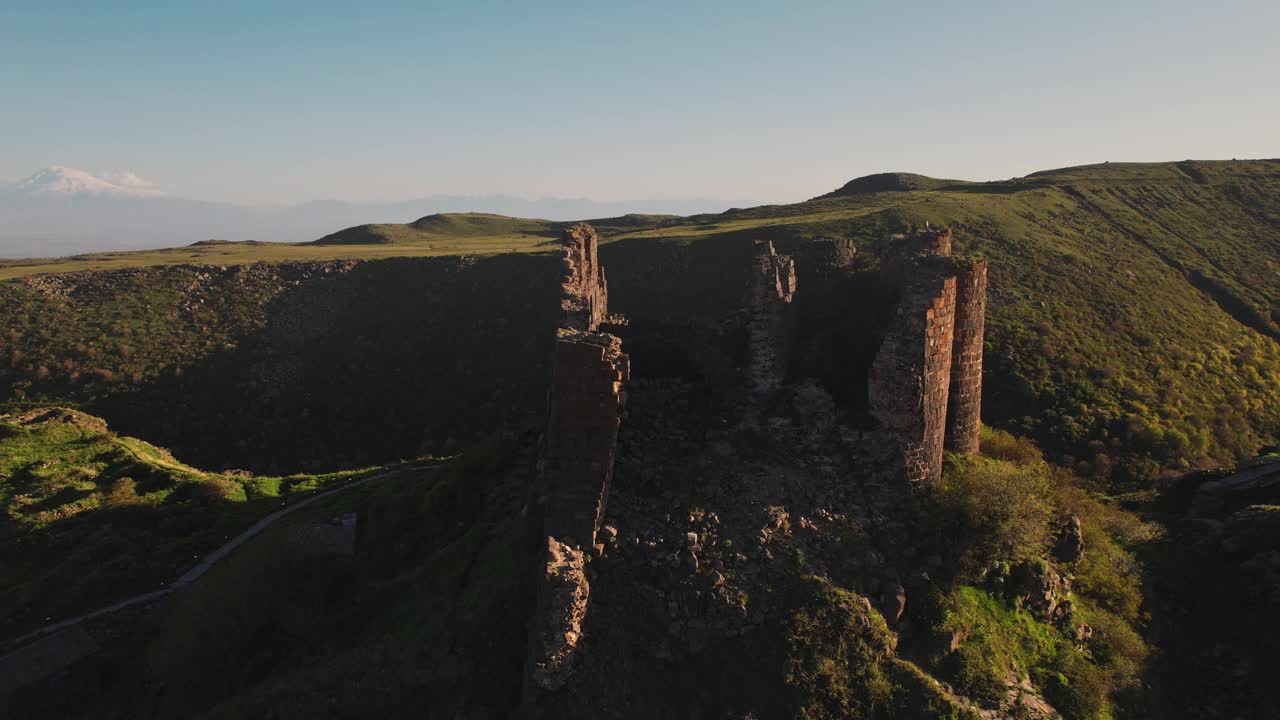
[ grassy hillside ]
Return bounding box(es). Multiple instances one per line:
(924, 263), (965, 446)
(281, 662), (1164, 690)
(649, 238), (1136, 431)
(312, 211), (561, 245)
(599, 160), (1280, 483)
(0, 255), (562, 473)
(7, 439), (543, 719)
(0, 408), (381, 638)
(5, 428), (1161, 720)
(3, 161), (1279, 484)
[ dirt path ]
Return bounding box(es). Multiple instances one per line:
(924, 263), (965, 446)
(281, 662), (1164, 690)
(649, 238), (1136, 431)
(4, 471), (390, 652)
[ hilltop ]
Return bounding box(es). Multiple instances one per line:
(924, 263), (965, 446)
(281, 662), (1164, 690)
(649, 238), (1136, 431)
(2, 159), (1278, 485)
(2, 160), (1280, 719)
(312, 212), (561, 245)
(818, 171), (970, 196)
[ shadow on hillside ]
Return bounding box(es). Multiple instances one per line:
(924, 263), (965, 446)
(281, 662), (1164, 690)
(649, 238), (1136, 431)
(92, 254), (563, 474)
(0, 486), (296, 639)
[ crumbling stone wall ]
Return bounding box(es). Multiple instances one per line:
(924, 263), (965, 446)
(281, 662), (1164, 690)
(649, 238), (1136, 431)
(747, 240), (797, 395)
(526, 224), (629, 704)
(784, 237), (857, 278)
(542, 332), (629, 547)
(944, 260), (987, 454)
(868, 255), (958, 492)
(881, 228), (952, 279)
(525, 537), (590, 693)
(559, 223), (609, 331)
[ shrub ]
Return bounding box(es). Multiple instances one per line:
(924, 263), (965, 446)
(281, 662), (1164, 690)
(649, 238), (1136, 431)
(102, 477), (143, 509)
(1037, 651), (1108, 720)
(980, 427), (1044, 465)
(935, 456), (1054, 572)
(1079, 604), (1147, 692)
(784, 578), (895, 719)
(193, 476), (244, 502)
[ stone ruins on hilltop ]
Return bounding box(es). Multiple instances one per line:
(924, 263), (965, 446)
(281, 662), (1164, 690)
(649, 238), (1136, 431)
(525, 224), (629, 694)
(870, 228), (988, 490)
(522, 223), (989, 711)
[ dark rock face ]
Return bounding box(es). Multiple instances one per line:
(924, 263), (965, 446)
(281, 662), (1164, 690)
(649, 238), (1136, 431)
(1010, 560), (1069, 619)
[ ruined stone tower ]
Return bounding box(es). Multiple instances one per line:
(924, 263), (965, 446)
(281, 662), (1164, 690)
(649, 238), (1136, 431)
(557, 222), (609, 332)
(945, 259), (987, 454)
(746, 240), (798, 395)
(868, 228), (985, 491)
(869, 252), (957, 492)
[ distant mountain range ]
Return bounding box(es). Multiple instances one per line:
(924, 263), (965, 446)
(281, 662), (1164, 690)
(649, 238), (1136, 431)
(0, 167), (756, 258)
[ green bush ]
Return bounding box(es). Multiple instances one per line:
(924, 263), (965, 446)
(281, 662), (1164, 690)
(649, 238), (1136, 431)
(1079, 604), (1148, 692)
(101, 477), (143, 509)
(1037, 651), (1109, 720)
(935, 456), (1055, 573)
(784, 578), (895, 719)
(980, 427), (1045, 465)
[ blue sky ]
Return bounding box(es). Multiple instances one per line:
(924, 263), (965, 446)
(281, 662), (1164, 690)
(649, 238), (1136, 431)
(2, 0), (1277, 206)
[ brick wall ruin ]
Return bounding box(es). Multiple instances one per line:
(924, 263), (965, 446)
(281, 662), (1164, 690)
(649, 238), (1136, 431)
(867, 228), (984, 490)
(869, 255), (958, 491)
(524, 225), (987, 705)
(746, 240), (797, 395)
(945, 260), (987, 454)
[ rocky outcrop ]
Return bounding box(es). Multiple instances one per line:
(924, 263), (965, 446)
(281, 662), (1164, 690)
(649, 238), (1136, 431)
(746, 240), (797, 396)
(1054, 514), (1085, 565)
(1010, 560), (1070, 620)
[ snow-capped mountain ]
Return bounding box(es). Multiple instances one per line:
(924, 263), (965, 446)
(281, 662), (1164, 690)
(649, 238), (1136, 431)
(0, 166), (754, 259)
(9, 166), (169, 198)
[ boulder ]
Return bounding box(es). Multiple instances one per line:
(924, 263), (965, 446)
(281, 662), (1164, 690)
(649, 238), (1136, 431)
(1054, 514), (1085, 564)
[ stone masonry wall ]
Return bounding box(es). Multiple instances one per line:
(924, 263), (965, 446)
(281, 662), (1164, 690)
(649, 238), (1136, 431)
(542, 332), (630, 548)
(945, 260), (987, 454)
(747, 240), (797, 395)
(559, 223), (609, 331)
(881, 228), (952, 280)
(868, 258), (958, 492)
(526, 224), (628, 704)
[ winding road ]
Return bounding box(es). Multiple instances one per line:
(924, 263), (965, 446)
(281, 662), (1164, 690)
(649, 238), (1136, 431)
(0, 469), (394, 690)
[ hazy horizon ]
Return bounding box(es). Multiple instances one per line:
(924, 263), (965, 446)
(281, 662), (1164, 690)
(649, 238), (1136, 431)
(4, 1), (1277, 207)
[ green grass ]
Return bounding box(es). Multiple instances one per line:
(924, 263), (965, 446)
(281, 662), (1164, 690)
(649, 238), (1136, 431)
(0, 407), (386, 639)
(0, 254), (563, 473)
(4, 160), (1280, 482)
(70, 437), (542, 720)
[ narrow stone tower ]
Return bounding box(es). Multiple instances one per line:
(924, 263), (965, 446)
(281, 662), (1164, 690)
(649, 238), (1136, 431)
(525, 224), (629, 700)
(944, 259), (987, 454)
(746, 240), (797, 396)
(868, 253), (957, 492)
